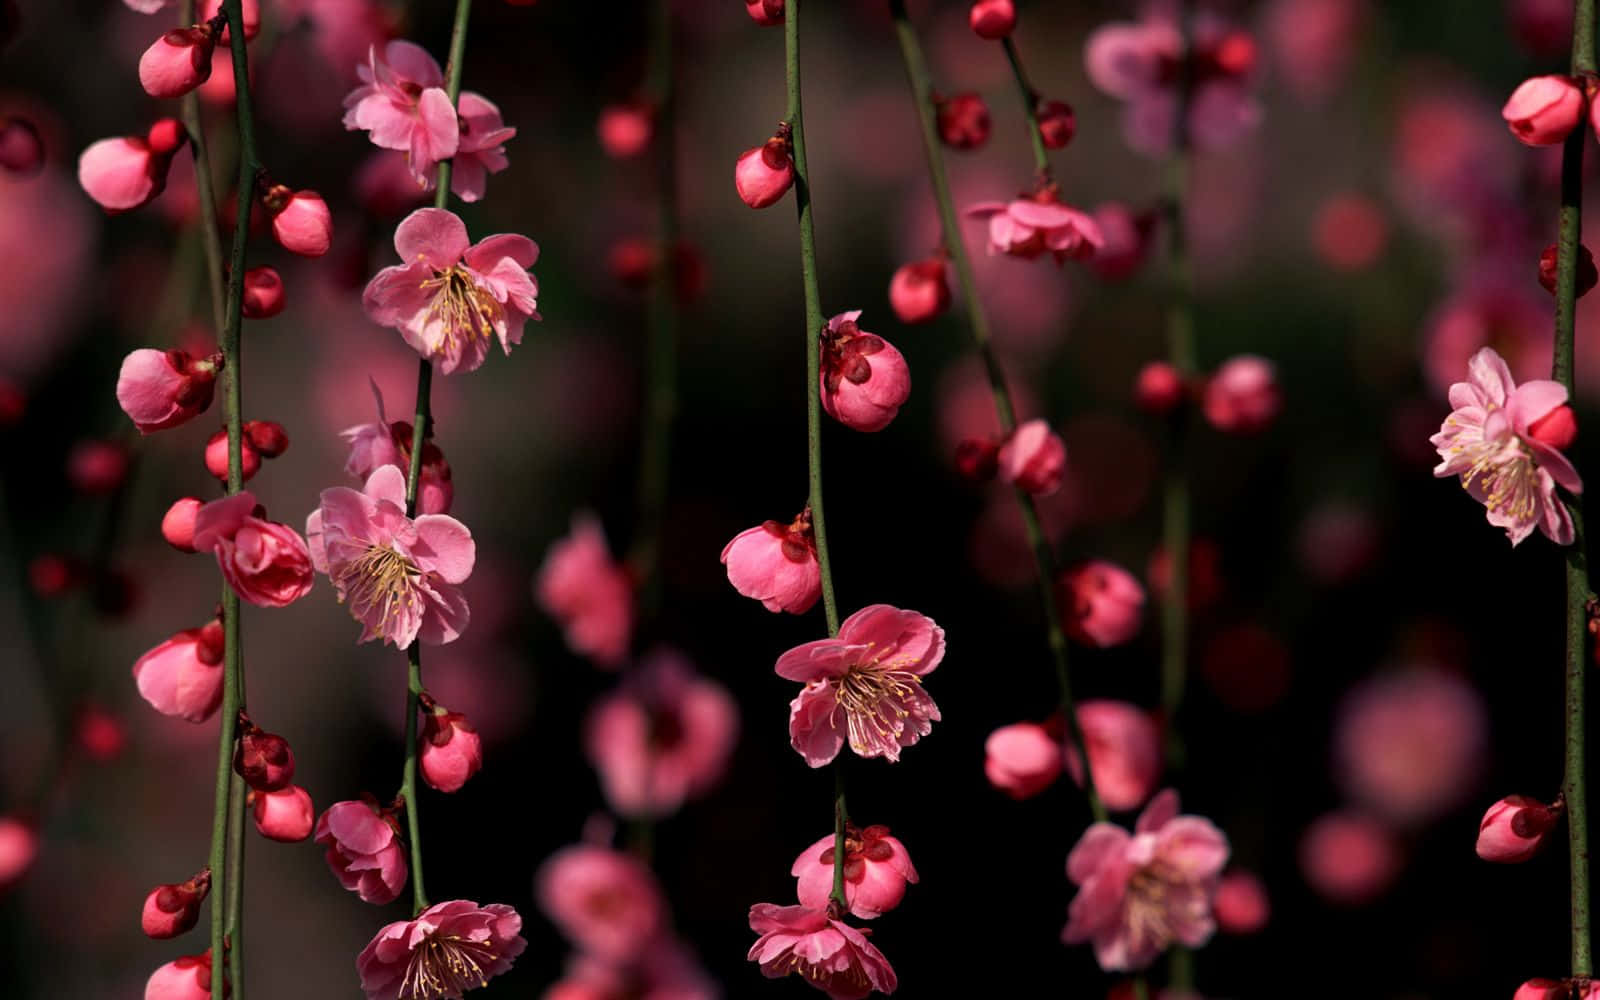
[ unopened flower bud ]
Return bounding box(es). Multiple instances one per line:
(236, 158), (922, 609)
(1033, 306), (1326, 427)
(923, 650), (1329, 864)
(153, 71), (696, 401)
(264, 187), (331, 257)
(954, 437), (999, 482)
(420, 705), (484, 793)
(1514, 980), (1570, 1000)
(1477, 795), (1562, 863)
(735, 136), (794, 209)
(143, 949), (218, 1000)
(139, 24), (217, 100)
(997, 419), (1066, 495)
(204, 428), (261, 482)
(241, 266), (285, 318)
(243, 419), (289, 458)
(0, 116), (43, 175)
(1135, 361), (1184, 414)
(820, 311), (910, 432)
(162, 497), (203, 552)
(141, 869), (210, 939)
(1502, 74), (1584, 146)
(935, 93), (991, 150)
(1539, 243), (1598, 298)
(888, 257), (951, 324)
(234, 721), (296, 792)
(1036, 99), (1076, 149)
(79, 121), (186, 214)
(1529, 404), (1578, 451)
(721, 512), (822, 614)
(252, 785), (314, 842)
(968, 0), (1016, 39)
(745, 0), (784, 25)
(118, 348), (218, 433)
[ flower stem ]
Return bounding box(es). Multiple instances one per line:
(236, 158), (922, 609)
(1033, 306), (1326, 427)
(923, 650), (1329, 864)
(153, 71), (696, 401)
(888, 0), (1106, 823)
(396, 0), (471, 919)
(829, 762), (850, 912)
(177, 0), (224, 335)
(1000, 37), (1050, 182)
(1556, 0), (1596, 978)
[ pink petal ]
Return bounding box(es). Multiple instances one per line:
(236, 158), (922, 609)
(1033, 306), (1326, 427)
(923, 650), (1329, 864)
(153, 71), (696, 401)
(411, 87), (462, 171)
(393, 207), (470, 266)
(1136, 788), (1181, 834)
(192, 492), (257, 552)
(363, 465), (409, 508)
(789, 684), (845, 767)
(412, 514), (475, 583)
(1467, 347), (1516, 407)
(1506, 379), (1569, 431)
(1066, 823), (1131, 884)
(774, 638), (854, 681)
(465, 233), (539, 271)
(382, 39), (444, 89)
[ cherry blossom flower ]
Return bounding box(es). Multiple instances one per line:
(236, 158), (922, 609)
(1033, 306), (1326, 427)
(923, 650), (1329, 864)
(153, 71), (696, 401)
(537, 845), (664, 963)
(1063, 789), (1229, 971)
(357, 900), (525, 1000)
(363, 207), (540, 375)
(315, 798), (407, 904)
(721, 508), (821, 614)
(792, 824), (918, 919)
(776, 604), (945, 767)
(1212, 869), (1270, 934)
(820, 311), (911, 432)
(1476, 795), (1562, 863)
(735, 133), (794, 209)
(985, 721), (1063, 799)
(252, 785), (314, 842)
(419, 704), (483, 793)
(536, 513), (634, 666)
(79, 118), (187, 213)
(1058, 560), (1146, 647)
(1431, 346), (1582, 545)
(193, 493), (315, 608)
(747, 903), (897, 1000)
(442, 92), (516, 202)
(342, 41), (459, 181)
(1502, 75), (1585, 145)
(306, 465), (474, 648)
(132, 620), (224, 722)
(888, 257), (951, 324)
(967, 194), (1104, 263)
(1063, 700), (1163, 812)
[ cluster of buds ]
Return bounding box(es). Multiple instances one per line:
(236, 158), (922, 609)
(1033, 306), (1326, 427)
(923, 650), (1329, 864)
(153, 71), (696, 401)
(955, 418), (1067, 496)
(1134, 355), (1283, 435)
(203, 419), (288, 483)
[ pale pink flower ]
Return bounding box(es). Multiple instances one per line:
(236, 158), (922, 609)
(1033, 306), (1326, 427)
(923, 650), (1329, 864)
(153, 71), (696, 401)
(419, 706), (483, 793)
(340, 383), (454, 514)
(252, 784), (314, 842)
(1058, 560), (1145, 647)
(1298, 810), (1400, 905)
(536, 513), (634, 666)
(144, 951), (215, 1000)
(1212, 869), (1269, 934)
(315, 798), (407, 904)
(966, 195), (1104, 263)
(117, 348), (219, 433)
(78, 118), (186, 213)
(984, 721), (1063, 799)
(193, 492), (315, 608)
(1503, 75), (1585, 145)
(357, 900), (525, 1000)
(792, 824), (918, 919)
(997, 418), (1067, 494)
(820, 311), (911, 432)
(776, 604), (944, 767)
(537, 845), (664, 963)
(442, 92), (516, 202)
(363, 207), (540, 375)
(1063, 789), (1229, 971)
(1431, 346), (1582, 546)
(747, 903), (897, 1000)
(1476, 795), (1561, 864)
(132, 619), (225, 722)
(721, 509), (821, 614)
(342, 41), (460, 181)
(585, 648), (738, 818)
(306, 465), (474, 648)
(1063, 700), (1163, 812)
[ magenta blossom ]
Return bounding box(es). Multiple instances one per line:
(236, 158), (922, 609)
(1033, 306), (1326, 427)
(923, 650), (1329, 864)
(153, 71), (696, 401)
(1431, 346), (1582, 546)
(1063, 789), (1229, 971)
(747, 904), (897, 1000)
(776, 604), (945, 767)
(315, 798), (407, 904)
(342, 41), (459, 182)
(192, 493), (315, 608)
(306, 464), (474, 648)
(356, 899), (525, 1000)
(967, 194), (1104, 263)
(792, 824), (919, 919)
(363, 207), (540, 375)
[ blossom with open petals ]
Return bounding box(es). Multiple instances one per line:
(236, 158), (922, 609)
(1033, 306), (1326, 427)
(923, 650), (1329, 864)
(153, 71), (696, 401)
(193, 493), (315, 608)
(356, 900), (525, 1000)
(342, 41), (459, 181)
(747, 904), (897, 1000)
(967, 195), (1103, 263)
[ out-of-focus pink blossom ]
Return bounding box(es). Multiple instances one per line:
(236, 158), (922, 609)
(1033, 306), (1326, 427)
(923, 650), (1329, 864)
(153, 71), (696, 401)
(1213, 869), (1269, 934)
(968, 0), (1016, 39)
(793, 824), (918, 920)
(79, 119), (186, 213)
(1058, 560), (1145, 647)
(1135, 361), (1185, 414)
(888, 256), (951, 324)
(1311, 193), (1387, 272)
(598, 102), (653, 158)
(252, 784), (314, 842)
(117, 348), (219, 433)
(585, 649), (738, 818)
(777, 604), (944, 767)
(1511, 0), (1571, 55)
(358, 900), (525, 1000)
(985, 721), (1063, 799)
(721, 509), (821, 614)
(133, 620), (225, 722)
(1063, 789), (1230, 971)
(1297, 502), (1379, 584)
(0, 116), (43, 175)
(67, 440), (128, 494)
(537, 845), (664, 963)
(306, 465), (474, 647)
(536, 513), (634, 666)
(735, 136), (795, 209)
(1202, 356), (1281, 434)
(1423, 277), (1551, 398)
(420, 704), (483, 793)
(967, 193), (1103, 263)
(159, 495), (202, 549)
(141, 870), (210, 939)
(194, 492), (316, 608)
(1516, 980), (1573, 1000)
(143, 951), (215, 1000)
(998, 419), (1067, 495)
(354, 151), (428, 217)
(935, 93), (991, 150)
(820, 310), (911, 432)
(1476, 795), (1562, 863)
(1036, 99), (1075, 149)
(363, 207), (540, 374)
(1299, 810), (1400, 905)
(1502, 75), (1585, 146)
(1264, 0), (1366, 102)
(342, 41), (459, 179)
(1088, 203), (1153, 281)
(747, 903), (898, 999)
(76, 704), (128, 761)
(1432, 346), (1582, 546)
(1063, 700), (1162, 812)
(264, 187), (332, 257)
(139, 24), (218, 100)
(0, 817), (37, 890)
(315, 798), (407, 903)
(445, 92), (516, 202)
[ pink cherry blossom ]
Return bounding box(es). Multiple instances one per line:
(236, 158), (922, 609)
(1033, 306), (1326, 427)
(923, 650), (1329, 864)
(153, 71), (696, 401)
(342, 41), (460, 180)
(252, 784), (314, 842)
(1063, 700), (1163, 812)
(306, 465), (474, 648)
(584, 648), (738, 818)
(1298, 810), (1400, 905)
(735, 136), (794, 209)
(442, 92), (516, 202)
(792, 824), (918, 919)
(746, 0), (784, 26)
(1202, 355), (1281, 434)
(341, 383), (454, 514)
(537, 845), (664, 963)
(1503, 74), (1585, 145)
(820, 311), (911, 432)
(747, 903), (897, 1000)
(776, 604), (944, 767)
(1431, 346), (1583, 546)
(117, 348), (219, 433)
(721, 509), (821, 614)
(142, 870), (210, 939)
(0, 817), (35, 890)
(78, 119), (186, 213)
(997, 418), (1067, 495)
(1063, 789), (1229, 971)
(315, 798), (407, 904)
(536, 513), (634, 666)
(363, 207), (540, 375)
(1517, 981), (1573, 1000)
(597, 102), (653, 158)
(1058, 560), (1146, 647)
(357, 900), (525, 1000)
(419, 705), (483, 793)
(967, 195), (1104, 263)
(132, 619), (225, 722)
(204, 427), (261, 482)
(144, 951), (215, 1000)
(266, 188), (332, 257)
(1476, 795), (1561, 863)
(985, 721), (1063, 799)
(139, 25), (217, 100)
(1212, 869), (1270, 934)
(193, 492), (315, 608)
(968, 0), (1016, 39)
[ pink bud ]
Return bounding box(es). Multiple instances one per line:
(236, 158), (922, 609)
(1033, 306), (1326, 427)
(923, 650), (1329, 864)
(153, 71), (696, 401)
(1514, 980), (1570, 1000)
(162, 498), (203, 552)
(144, 951), (216, 1000)
(234, 723), (296, 792)
(141, 869), (210, 939)
(132, 621), (225, 723)
(997, 419), (1066, 495)
(1502, 74), (1584, 146)
(204, 428), (261, 482)
(820, 311), (911, 432)
(1036, 99), (1075, 149)
(265, 188), (331, 257)
(1058, 560), (1145, 647)
(68, 440), (129, 494)
(1529, 404), (1579, 451)
(955, 437), (999, 482)
(735, 138), (794, 209)
(240, 266), (285, 318)
(968, 0), (1016, 39)
(888, 257), (951, 324)
(139, 25), (217, 99)
(792, 824), (918, 919)
(0, 116), (43, 175)
(243, 419), (289, 458)
(597, 102), (653, 159)
(984, 722), (1062, 799)
(1134, 361), (1184, 414)
(721, 512), (821, 614)
(0, 816), (37, 890)
(1476, 795), (1561, 863)
(146, 118), (187, 156)
(78, 128), (184, 214)
(745, 0), (784, 25)
(420, 707), (484, 793)
(935, 93), (991, 150)
(1202, 355), (1281, 434)
(252, 785), (314, 842)
(1062, 700), (1163, 811)
(1213, 869), (1270, 933)
(117, 349), (218, 433)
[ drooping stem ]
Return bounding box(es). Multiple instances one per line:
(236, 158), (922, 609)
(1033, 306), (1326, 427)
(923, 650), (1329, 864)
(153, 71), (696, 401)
(829, 763), (849, 913)
(1557, 0), (1596, 978)
(889, 0), (1106, 822)
(178, 2), (224, 334)
(1000, 37), (1050, 181)
(396, 0), (472, 919)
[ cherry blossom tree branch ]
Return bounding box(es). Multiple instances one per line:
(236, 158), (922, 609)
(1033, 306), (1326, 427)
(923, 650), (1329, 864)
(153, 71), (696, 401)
(1000, 37), (1050, 181)
(178, 0), (224, 336)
